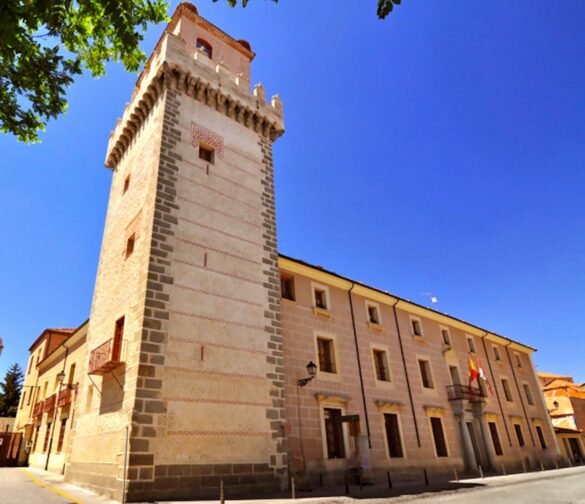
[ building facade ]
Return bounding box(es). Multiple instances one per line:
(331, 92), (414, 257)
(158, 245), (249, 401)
(14, 3), (560, 502)
(538, 372), (585, 463)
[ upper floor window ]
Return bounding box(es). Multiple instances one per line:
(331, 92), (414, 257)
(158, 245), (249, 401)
(317, 336), (336, 374)
(196, 38), (212, 58)
(367, 304), (381, 325)
(199, 144), (215, 164)
(466, 336), (476, 353)
(313, 286), (329, 310)
(493, 346), (502, 361)
(418, 359), (434, 389)
(373, 349), (391, 382)
(441, 327), (451, 346)
(410, 317), (423, 337)
(123, 174), (130, 194)
(502, 378), (513, 402)
(280, 274), (295, 301)
(514, 352), (523, 369)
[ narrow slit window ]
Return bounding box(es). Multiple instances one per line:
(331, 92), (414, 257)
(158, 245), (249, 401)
(125, 234), (135, 258)
(123, 175), (130, 194)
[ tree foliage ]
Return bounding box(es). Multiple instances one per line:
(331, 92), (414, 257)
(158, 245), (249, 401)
(215, 0), (403, 20)
(0, 363), (24, 417)
(0, 0), (168, 143)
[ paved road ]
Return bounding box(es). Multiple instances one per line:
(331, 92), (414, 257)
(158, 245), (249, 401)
(0, 467), (117, 504)
(395, 468), (585, 504)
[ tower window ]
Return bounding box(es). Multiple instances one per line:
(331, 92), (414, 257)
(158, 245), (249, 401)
(196, 38), (213, 58)
(199, 144), (215, 164)
(125, 234), (135, 258)
(123, 175), (130, 194)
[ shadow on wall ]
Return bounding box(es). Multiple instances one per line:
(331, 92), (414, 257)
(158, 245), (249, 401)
(99, 367), (126, 414)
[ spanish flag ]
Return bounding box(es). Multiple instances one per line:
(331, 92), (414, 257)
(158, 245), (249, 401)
(468, 354), (479, 386)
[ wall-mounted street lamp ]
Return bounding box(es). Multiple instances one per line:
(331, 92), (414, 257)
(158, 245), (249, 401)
(297, 361), (317, 387)
(56, 370), (76, 390)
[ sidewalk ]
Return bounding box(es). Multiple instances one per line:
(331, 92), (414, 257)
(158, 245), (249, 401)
(19, 464), (585, 504)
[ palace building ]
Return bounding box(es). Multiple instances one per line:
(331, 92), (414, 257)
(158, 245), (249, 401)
(14, 3), (560, 501)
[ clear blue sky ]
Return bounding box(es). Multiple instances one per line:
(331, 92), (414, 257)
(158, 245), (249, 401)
(1, 0), (584, 383)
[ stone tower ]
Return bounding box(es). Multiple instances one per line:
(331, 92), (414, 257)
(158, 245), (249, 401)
(66, 3), (286, 501)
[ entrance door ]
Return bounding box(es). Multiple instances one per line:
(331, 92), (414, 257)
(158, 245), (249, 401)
(466, 421), (483, 469)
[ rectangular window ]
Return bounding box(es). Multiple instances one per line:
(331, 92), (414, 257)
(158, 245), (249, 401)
(449, 365), (461, 386)
(418, 359), (434, 389)
(32, 426), (40, 452)
(441, 328), (451, 345)
(488, 421), (504, 456)
(125, 233), (135, 258)
(373, 350), (390, 382)
(324, 408), (345, 459)
(514, 424), (525, 447)
(280, 274), (295, 301)
(384, 413), (404, 458)
(515, 353), (523, 369)
(493, 346), (501, 361)
(314, 288), (328, 310)
(68, 363), (76, 386)
(123, 174), (130, 194)
(367, 304), (380, 324)
(430, 417), (448, 457)
(535, 425), (547, 449)
(43, 423), (52, 452)
(523, 384), (534, 406)
(199, 144), (215, 164)
(467, 336), (476, 353)
(411, 318), (423, 337)
(317, 337), (336, 373)
(20, 390), (26, 409)
(57, 418), (67, 453)
(113, 316), (125, 362)
(502, 379), (513, 402)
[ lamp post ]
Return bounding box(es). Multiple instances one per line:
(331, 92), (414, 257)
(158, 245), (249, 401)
(296, 361), (318, 475)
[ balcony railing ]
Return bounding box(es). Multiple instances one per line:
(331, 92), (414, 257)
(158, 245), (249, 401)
(32, 401), (44, 418)
(57, 388), (73, 408)
(447, 384), (485, 403)
(43, 394), (56, 412)
(88, 338), (123, 375)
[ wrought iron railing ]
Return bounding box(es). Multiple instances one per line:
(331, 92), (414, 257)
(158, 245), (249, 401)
(446, 384), (484, 402)
(88, 338), (122, 375)
(43, 394), (56, 412)
(57, 388), (72, 408)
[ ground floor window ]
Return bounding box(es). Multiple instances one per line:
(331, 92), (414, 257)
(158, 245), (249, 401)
(488, 421), (504, 456)
(535, 425), (546, 449)
(57, 418), (67, 453)
(430, 416), (448, 457)
(43, 422), (52, 453)
(514, 424), (525, 447)
(32, 425), (40, 452)
(384, 413), (404, 458)
(324, 408), (345, 459)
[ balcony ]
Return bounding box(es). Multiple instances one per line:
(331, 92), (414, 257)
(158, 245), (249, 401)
(43, 394), (56, 413)
(88, 338), (123, 375)
(447, 384), (485, 403)
(32, 401), (44, 418)
(57, 388), (73, 408)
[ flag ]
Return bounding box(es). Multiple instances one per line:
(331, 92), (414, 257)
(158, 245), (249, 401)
(468, 354), (479, 386)
(476, 357), (494, 395)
